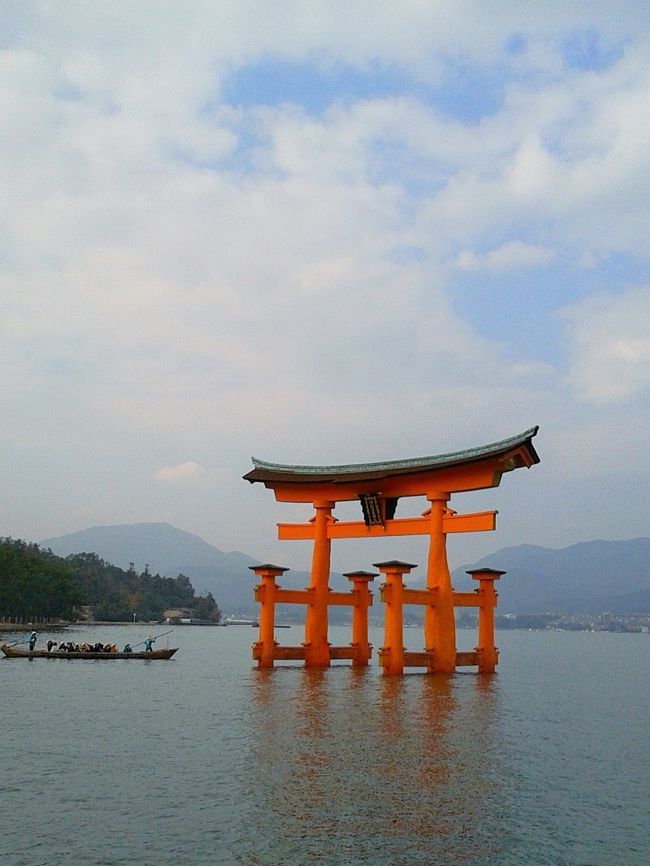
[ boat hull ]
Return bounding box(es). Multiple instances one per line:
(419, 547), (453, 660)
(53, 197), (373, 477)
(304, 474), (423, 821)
(1, 646), (178, 660)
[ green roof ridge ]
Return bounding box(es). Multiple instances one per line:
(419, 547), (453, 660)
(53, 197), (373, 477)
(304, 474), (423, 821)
(250, 426), (539, 475)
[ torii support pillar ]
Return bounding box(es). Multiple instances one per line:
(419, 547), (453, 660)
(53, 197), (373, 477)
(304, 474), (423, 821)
(343, 570), (376, 666)
(376, 560), (417, 675)
(250, 563), (288, 669)
(467, 568), (505, 673)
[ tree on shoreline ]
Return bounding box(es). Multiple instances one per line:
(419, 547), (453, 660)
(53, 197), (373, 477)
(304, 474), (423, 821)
(0, 538), (221, 623)
(0, 538), (83, 622)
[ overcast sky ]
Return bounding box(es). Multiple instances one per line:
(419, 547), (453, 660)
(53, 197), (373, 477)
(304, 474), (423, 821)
(2, 1), (649, 576)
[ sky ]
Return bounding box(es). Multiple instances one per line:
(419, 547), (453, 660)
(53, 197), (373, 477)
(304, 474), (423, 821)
(1, 1), (649, 577)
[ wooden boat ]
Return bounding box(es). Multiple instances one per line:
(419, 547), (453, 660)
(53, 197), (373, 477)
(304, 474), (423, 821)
(1, 645), (177, 660)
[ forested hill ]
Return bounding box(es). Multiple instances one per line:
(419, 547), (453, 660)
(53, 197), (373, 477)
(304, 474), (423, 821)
(41, 522), (343, 617)
(41, 522), (251, 576)
(0, 538), (221, 624)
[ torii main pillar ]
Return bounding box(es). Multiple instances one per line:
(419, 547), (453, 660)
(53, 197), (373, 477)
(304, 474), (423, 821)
(424, 493), (456, 672)
(244, 427), (539, 672)
(304, 500), (334, 666)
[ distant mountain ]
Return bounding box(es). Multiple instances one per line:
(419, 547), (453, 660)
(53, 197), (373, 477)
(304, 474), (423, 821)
(40, 522), (345, 617)
(452, 538), (650, 614)
(42, 525), (650, 617)
(42, 522), (244, 574)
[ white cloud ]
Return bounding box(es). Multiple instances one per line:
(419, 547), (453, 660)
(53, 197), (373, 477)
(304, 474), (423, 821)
(1, 3), (650, 561)
(456, 240), (555, 272)
(562, 286), (650, 403)
(154, 462), (203, 482)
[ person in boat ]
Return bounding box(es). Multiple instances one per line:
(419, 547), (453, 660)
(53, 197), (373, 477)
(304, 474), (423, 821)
(46, 640), (57, 652)
(28, 631), (37, 652)
(144, 635), (155, 653)
(123, 643), (132, 653)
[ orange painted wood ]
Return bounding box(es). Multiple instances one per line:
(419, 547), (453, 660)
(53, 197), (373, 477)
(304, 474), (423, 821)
(403, 650), (435, 668)
(277, 516), (430, 539)
(398, 650), (481, 668)
(476, 582), (498, 672)
(443, 510), (497, 533)
(329, 646), (358, 660)
(379, 564), (411, 674)
(277, 509), (497, 540)
(402, 587), (437, 606)
(349, 575), (373, 665)
(271, 646), (307, 660)
(304, 503), (333, 667)
(269, 462), (505, 503)
(274, 587), (314, 605)
(424, 498), (456, 673)
(452, 591), (481, 607)
(327, 591), (355, 606)
(246, 430), (537, 674)
(455, 651), (479, 666)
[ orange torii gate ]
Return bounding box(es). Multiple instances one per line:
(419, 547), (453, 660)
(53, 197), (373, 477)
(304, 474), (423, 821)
(244, 426), (539, 673)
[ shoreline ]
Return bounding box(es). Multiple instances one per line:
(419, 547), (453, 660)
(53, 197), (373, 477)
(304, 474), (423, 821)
(0, 622), (69, 632)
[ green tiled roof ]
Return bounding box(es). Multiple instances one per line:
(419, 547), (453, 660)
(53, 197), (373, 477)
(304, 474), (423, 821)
(244, 426), (539, 484)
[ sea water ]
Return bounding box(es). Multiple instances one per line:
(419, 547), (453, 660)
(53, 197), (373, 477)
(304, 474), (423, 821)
(1, 625), (648, 866)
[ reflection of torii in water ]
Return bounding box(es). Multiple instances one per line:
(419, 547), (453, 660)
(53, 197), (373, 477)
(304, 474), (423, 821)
(244, 426), (540, 674)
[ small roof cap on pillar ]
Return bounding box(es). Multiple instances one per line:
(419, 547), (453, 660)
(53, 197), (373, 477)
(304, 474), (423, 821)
(248, 563), (289, 573)
(466, 567), (506, 577)
(342, 570), (378, 579)
(373, 559), (418, 571)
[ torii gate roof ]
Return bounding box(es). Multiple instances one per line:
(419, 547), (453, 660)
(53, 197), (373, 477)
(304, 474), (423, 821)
(244, 426), (539, 487)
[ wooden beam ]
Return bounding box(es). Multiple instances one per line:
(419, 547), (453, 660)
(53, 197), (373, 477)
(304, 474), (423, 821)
(329, 646), (358, 659)
(403, 650), (435, 667)
(328, 591), (355, 606)
(402, 588), (437, 606)
(270, 646), (307, 661)
(455, 651), (479, 666)
(277, 510), (497, 541)
(452, 591), (480, 608)
(274, 587), (314, 605)
(443, 510), (497, 533)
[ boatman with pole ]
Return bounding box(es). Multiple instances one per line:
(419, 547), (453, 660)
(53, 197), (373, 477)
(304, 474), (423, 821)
(130, 629), (174, 652)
